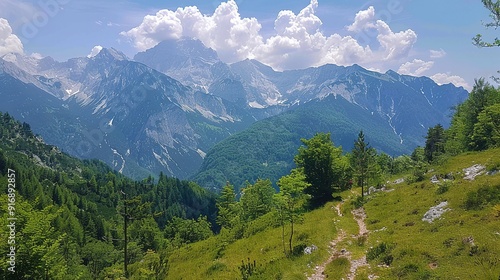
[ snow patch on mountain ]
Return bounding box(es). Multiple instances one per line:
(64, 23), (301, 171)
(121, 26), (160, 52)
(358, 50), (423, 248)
(111, 148), (125, 173)
(249, 101), (265, 109)
(197, 148), (206, 159)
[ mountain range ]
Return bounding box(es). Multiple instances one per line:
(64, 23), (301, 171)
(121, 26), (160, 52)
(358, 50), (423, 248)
(0, 37), (468, 184)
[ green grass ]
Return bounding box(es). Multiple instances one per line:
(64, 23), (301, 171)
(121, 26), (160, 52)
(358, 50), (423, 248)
(362, 148), (500, 279)
(166, 202), (339, 279)
(323, 257), (350, 279)
(165, 148), (500, 280)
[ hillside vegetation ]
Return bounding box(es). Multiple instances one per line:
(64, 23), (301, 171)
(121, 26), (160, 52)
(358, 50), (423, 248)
(193, 95), (408, 191)
(166, 148), (500, 279)
(0, 112), (218, 279)
(165, 79), (500, 279)
(1, 73), (499, 279)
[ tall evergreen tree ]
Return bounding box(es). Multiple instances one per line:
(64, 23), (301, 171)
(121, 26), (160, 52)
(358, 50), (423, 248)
(424, 124), (446, 162)
(216, 182), (238, 229)
(446, 80), (500, 153)
(351, 131), (377, 198)
(240, 179), (275, 221)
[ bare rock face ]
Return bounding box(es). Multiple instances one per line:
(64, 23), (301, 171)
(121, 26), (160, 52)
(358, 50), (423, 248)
(463, 164), (486, 180)
(393, 178), (405, 184)
(422, 201), (450, 223)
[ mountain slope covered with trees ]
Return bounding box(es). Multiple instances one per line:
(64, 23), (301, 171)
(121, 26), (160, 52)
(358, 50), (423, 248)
(0, 112), (218, 279)
(0, 76), (499, 279)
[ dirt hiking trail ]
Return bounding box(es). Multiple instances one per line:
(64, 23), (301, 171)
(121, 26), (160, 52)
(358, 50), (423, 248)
(308, 203), (373, 280)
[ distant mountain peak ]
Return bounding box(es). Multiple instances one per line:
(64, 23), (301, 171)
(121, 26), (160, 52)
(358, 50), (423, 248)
(134, 37), (223, 92)
(385, 69), (399, 76)
(135, 37), (219, 65)
(232, 58), (275, 73)
(93, 47), (128, 61)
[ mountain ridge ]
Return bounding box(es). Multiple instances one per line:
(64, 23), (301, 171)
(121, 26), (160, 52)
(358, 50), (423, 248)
(1, 38), (468, 180)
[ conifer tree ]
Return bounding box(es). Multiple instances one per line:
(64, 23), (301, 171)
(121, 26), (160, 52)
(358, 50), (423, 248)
(424, 124), (446, 162)
(241, 179), (275, 221)
(351, 131), (376, 198)
(216, 182), (238, 229)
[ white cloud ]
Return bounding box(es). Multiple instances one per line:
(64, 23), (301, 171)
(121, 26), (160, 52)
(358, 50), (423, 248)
(87, 45), (103, 58)
(430, 49), (446, 58)
(347, 6), (376, 32)
(431, 73), (470, 90)
(121, 1), (418, 71)
(120, 1), (263, 63)
(375, 20), (417, 61)
(0, 18), (23, 56)
(30, 52), (44, 59)
(398, 59), (434, 76)
(107, 22), (121, 27)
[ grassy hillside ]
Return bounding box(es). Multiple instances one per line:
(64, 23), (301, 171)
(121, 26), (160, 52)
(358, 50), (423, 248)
(167, 148), (500, 279)
(362, 149), (500, 279)
(166, 203), (339, 279)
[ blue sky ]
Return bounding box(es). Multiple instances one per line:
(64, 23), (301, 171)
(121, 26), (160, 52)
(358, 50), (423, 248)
(0, 0), (499, 90)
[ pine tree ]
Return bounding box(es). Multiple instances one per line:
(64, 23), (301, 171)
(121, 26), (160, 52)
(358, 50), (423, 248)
(240, 179), (275, 221)
(424, 124), (446, 162)
(351, 131), (376, 198)
(216, 182), (238, 229)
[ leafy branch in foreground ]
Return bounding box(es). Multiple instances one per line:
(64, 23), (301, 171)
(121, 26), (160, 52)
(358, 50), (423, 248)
(473, 0), (500, 48)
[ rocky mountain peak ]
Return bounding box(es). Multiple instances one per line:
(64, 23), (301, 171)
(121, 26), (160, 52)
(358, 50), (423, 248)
(93, 47), (128, 62)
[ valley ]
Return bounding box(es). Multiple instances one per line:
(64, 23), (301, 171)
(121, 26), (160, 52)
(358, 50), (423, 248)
(0, 0), (499, 278)
(1, 38), (467, 182)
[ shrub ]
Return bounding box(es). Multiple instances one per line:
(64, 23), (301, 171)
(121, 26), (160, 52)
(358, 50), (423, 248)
(205, 262), (227, 276)
(367, 242), (394, 265)
(436, 182), (451, 194)
(239, 258), (257, 280)
(351, 196), (365, 209)
(291, 243), (307, 256)
(464, 184), (500, 210)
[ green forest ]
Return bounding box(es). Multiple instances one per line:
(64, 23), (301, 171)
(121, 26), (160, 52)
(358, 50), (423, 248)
(1, 1), (499, 279)
(1, 75), (500, 278)
(0, 112), (219, 279)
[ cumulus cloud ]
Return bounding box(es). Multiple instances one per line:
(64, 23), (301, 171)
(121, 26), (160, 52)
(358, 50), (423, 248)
(87, 45), (103, 58)
(0, 18), (23, 56)
(120, 1), (262, 63)
(430, 49), (446, 58)
(347, 6), (376, 32)
(431, 73), (470, 90)
(121, 1), (418, 70)
(398, 59), (434, 76)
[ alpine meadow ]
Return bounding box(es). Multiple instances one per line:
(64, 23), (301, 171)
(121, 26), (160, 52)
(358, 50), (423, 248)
(0, 0), (499, 279)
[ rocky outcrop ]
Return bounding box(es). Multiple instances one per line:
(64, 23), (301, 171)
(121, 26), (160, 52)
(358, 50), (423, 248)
(422, 201), (450, 223)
